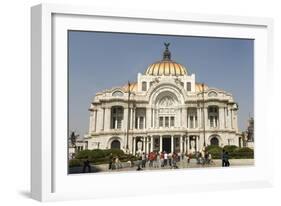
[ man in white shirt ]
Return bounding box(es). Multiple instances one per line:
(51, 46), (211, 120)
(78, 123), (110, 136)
(164, 151), (168, 167)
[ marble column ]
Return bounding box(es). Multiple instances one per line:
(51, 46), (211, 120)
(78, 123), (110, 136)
(180, 136), (183, 153)
(204, 107), (208, 129)
(146, 108), (151, 129)
(151, 136), (154, 152)
(196, 136), (199, 151)
(186, 136), (190, 153)
(197, 108), (200, 128)
(180, 108), (183, 127)
(151, 108), (154, 128)
(133, 137), (136, 155)
(102, 107), (105, 130)
(230, 109), (233, 129)
(123, 108), (128, 131)
(171, 136), (174, 153)
(182, 107), (187, 128)
(155, 109), (158, 128)
(219, 107), (224, 129)
(88, 112), (94, 134)
(94, 110), (97, 132)
(233, 110), (238, 131)
(132, 108), (135, 129)
(104, 107), (111, 130)
(146, 137), (150, 154)
(144, 137), (147, 154)
(160, 135), (163, 152)
(223, 107), (227, 128)
(92, 110), (97, 132)
(130, 108), (133, 129)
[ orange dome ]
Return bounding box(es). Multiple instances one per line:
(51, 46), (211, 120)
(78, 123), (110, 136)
(145, 60), (187, 76)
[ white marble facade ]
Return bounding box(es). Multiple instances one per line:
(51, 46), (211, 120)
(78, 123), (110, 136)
(84, 45), (242, 154)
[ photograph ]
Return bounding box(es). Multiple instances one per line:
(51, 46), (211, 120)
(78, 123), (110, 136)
(67, 31), (254, 174)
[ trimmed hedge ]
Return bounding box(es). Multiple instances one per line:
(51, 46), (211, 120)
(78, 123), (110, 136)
(205, 145), (254, 159)
(231, 147), (254, 159)
(223, 145), (238, 153)
(205, 145), (223, 159)
(74, 149), (138, 165)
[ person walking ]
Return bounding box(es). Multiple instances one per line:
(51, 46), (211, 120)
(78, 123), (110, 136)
(221, 149), (226, 167)
(164, 151), (168, 167)
(156, 152), (161, 168)
(160, 152), (164, 167)
(141, 152), (146, 168)
(136, 153), (142, 171)
(187, 153), (191, 164)
(168, 152), (172, 167)
(82, 159), (91, 173)
(204, 151), (209, 165)
(172, 152), (178, 169)
(108, 153), (113, 170)
(196, 151), (200, 164)
(225, 151), (230, 167)
(148, 152), (153, 168)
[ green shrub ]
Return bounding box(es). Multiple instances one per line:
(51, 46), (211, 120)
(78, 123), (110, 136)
(223, 145), (238, 153)
(104, 149), (124, 157)
(68, 159), (82, 167)
(75, 149), (92, 160)
(205, 145), (222, 151)
(205, 145), (223, 159)
(231, 147), (254, 159)
(75, 149), (136, 165)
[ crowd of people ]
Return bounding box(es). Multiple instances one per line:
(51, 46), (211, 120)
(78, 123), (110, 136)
(135, 150), (215, 170)
(79, 148), (231, 173)
(107, 149), (230, 171)
(139, 151), (181, 169)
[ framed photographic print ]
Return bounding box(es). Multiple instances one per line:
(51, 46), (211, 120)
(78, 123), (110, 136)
(31, 3), (274, 201)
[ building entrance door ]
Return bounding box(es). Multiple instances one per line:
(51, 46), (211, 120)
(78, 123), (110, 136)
(162, 137), (171, 153)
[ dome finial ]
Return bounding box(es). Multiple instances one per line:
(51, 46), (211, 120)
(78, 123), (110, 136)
(163, 42), (171, 60)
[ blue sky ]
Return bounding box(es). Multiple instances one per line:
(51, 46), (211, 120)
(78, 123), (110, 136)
(68, 31), (253, 136)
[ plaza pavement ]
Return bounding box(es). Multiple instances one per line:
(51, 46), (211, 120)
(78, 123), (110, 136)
(69, 159), (254, 174)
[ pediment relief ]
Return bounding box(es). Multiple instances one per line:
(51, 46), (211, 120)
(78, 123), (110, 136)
(158, 96), (176, 107)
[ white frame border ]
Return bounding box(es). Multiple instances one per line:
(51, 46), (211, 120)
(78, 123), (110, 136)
(31, 3), (274, 202)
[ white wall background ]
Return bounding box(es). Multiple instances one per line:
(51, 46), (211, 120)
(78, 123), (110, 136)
(0, 0), (280, 205)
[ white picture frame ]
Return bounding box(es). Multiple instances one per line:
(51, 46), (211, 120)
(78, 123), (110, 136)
(31, 3), (274, 202)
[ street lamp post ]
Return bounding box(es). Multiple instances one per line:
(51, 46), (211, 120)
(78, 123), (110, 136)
(126, 81), (131, 153)
(202, 83), (206, 147)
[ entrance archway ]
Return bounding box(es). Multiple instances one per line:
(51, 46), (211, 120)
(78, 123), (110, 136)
(111, 140), (121, 149)
(162, 137), (171, 153)
(210, 137), (219, 146)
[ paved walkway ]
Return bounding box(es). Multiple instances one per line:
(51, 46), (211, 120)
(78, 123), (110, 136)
(69, 159), (254, 174)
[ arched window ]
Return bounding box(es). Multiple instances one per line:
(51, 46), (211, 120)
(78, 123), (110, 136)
(111, 140), (120, 149)
(187, 108), (198, 128)
(142, 81), (147, 91)
(112, 90), (123, 97)
(208, 106), (219, 128)
(135, 108), (146, 129)
(186, 82), (191, 91)
(111, 106), (124, 129)
(210, 137), (219, 146)
(208, 91), (218, 97)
